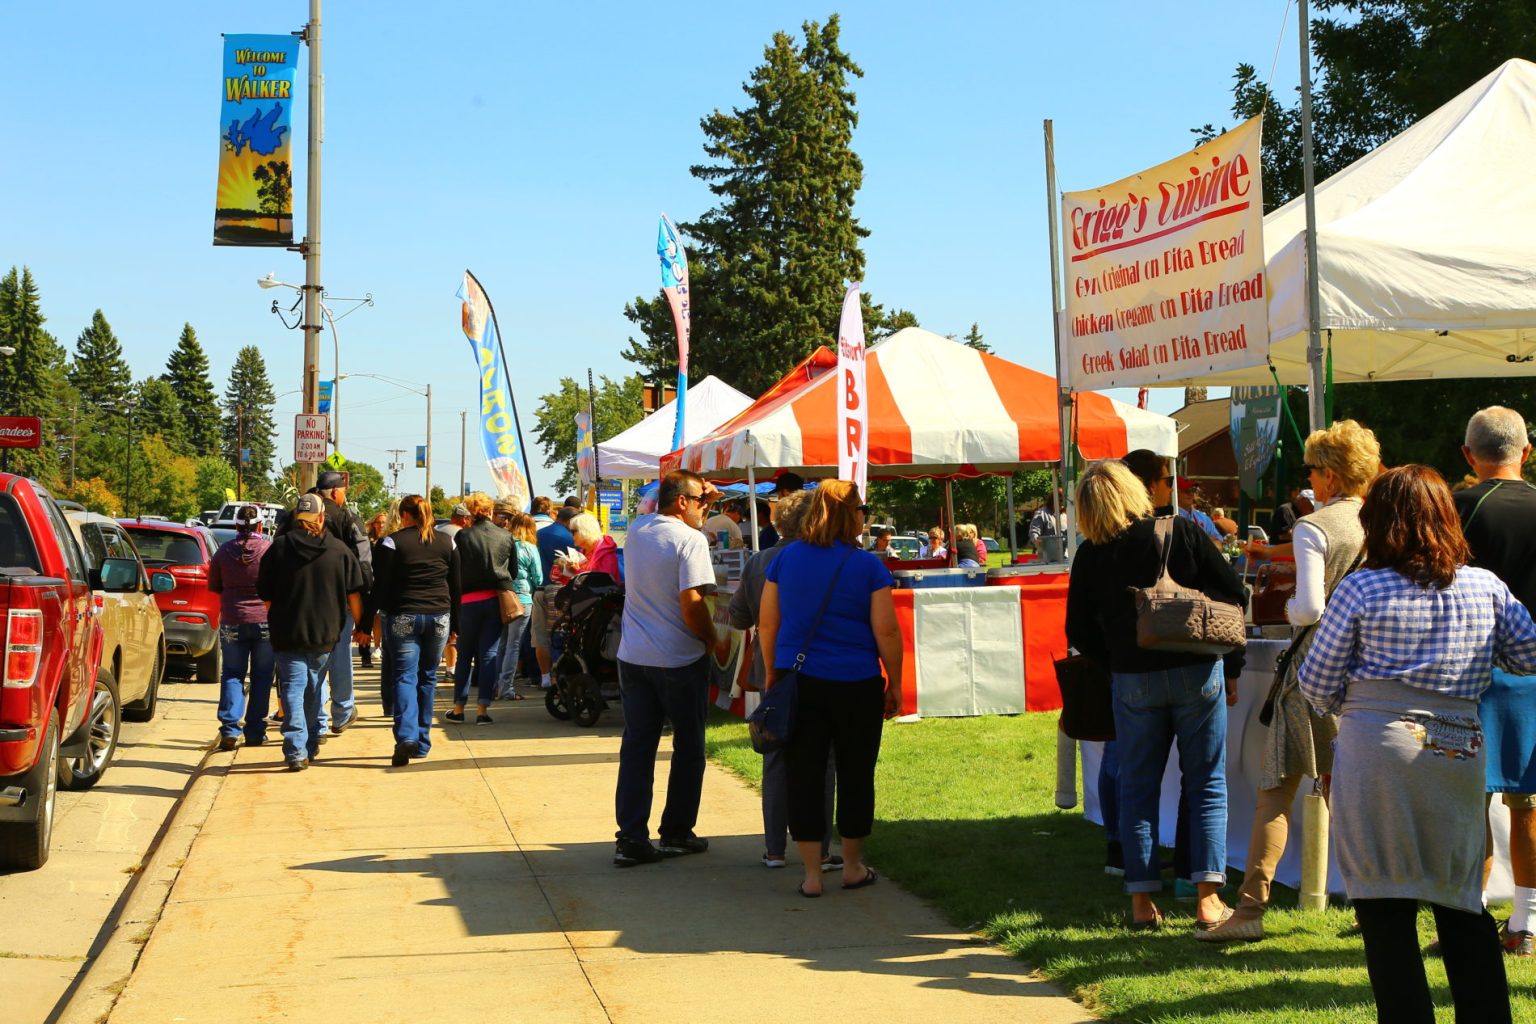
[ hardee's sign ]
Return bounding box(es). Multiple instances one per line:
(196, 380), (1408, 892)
(0, 417), (42, 449)
(1062, 115), (1269, 390)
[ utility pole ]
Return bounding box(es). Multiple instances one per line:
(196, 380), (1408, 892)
(236, 403), (245, 500)
(296, 0), (324, 492)
(386, 448), (406, 496)
(68, 402), (77, 487)
(459, 410), (466, 498)
(424, 384), (433, 504)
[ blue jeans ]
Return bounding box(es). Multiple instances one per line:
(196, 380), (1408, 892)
(391, 612), (450, 756)
(494, 615), (530, 697)
(276, 649), (332, 763)
(452, 597), (501, 707)
(315, 610), (355, 729)
(1110, 661), (1228, 893)
(614, 656), (710, 843)
(217, 622), (275, 742)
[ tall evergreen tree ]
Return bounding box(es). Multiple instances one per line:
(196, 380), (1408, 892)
(163, 323), (221, 456)
(136, 378), (187, 454)
(221, 345), (277, 483)
(961, 322), (992, 354)
(0, 267), (69, 480)
(68, 310), (133, 415)
(621, 16), (871, 395)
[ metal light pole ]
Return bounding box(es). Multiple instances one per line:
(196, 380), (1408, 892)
(338, 372), (430, 499)
(1299, 0), (1328, 432)
(425, 384), (433, 502)
(459, 410), (466, 498)
(297, 0), (324, 492)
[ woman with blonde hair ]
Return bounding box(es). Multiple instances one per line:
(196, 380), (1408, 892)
(371, 494), (459, 766)
(1067, 460), (1246, 930)
(953, 523), (982, 567)
(758, 481), (904, 897)
(1203, 418), (1380, 943)
(448, 492), (515, 724)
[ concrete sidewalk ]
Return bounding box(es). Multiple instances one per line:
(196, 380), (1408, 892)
(104, 667), (1094, 1024)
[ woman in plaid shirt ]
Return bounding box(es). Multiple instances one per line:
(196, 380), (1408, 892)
(1300, 465), (1536, 1024)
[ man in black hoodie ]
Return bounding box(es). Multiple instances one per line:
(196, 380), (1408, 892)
(311, 470), (372, 736)
(259, 494), (366, 770)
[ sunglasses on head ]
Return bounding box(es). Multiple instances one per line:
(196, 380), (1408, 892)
(856, 504), (871, 515)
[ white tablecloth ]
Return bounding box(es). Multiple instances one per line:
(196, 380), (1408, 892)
(1078, 640), (1516, 898)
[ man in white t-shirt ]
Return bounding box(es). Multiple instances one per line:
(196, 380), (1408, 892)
(613, 469), (725, 867)
(703, 500), (745, 549)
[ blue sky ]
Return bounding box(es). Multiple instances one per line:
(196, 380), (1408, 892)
(2, 1), (1300, 494)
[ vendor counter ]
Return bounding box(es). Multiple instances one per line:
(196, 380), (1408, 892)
(1076, 639), (1520, 898)
(703, 563), (1071, 719)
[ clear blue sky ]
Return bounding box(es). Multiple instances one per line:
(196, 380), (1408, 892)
(2, 1), (1299, 494)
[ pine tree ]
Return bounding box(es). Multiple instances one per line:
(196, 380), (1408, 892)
(0, 267), (69, 480)
(962, 322), (992, 354)
(136, 378), (187, 454)
(221, 345), (277, 483)
(68, 310), (133, 415)
(621, 16), (871, 395)
(163, 324), (221, 456)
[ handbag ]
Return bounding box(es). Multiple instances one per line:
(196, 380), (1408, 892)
(498, 590), (525, 625)
(1054, 654), (1115, 741)
(747, 547), (853, 755)
(1258, 549), (1365, 726)
(1130, 517), (1247, 656)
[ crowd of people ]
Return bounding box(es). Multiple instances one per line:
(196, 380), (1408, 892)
(1067, 406), (1536, 1024)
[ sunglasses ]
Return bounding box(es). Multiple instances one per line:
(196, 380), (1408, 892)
(1303, 464), (1322, 474)
(857, 504), (871, 515)
(679, 493), (706, 505)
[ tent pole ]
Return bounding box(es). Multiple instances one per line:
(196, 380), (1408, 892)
(1298, 0), (1327, 432)
(747, 465), (759, 551)
(1006, 473), (1018, 564)
(1045, 118), (1076, 559)
(944, 478), (956, 568)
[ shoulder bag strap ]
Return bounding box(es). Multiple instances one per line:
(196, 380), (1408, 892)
(790, 545), (856, 672)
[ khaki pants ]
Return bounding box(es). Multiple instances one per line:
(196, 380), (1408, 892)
(1237, 774), (1305, 909)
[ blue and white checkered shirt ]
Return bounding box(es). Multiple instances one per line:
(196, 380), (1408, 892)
(1298, 566), (1536, 716)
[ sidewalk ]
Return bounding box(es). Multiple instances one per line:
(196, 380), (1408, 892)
(104, 666), (1094, 1024)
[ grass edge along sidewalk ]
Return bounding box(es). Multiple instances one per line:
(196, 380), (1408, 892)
(704, 709), (1536, 1023)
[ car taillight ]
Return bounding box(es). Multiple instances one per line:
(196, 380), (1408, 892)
(174, 614), (206, 623)
(3, 608), (43, 689)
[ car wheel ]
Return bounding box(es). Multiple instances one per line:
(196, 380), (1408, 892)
(59, 668), (121, 791)
(0, 708), (60, 871)
(195, 643), (222, 684)
(123, 644), (163, 723)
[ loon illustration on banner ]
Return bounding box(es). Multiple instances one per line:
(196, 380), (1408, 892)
(458, 271), (533, 510)
(214, 34), (299, 246)
(658, 215), (691, 452)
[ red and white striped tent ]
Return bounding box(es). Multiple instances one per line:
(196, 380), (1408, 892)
(661, 328), (1177, 478)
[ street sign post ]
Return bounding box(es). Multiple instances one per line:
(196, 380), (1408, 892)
(294, 414), (329, 464)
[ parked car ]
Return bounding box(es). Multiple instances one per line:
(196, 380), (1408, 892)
(62, 509), (174, 736)
(0, 475), (112, 870)
(216, 502), (283, 531)
(119, 519), (221, 683)
(886, 536), (922, 560)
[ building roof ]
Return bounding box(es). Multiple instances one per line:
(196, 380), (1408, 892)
(1172, 397), (1231, 456)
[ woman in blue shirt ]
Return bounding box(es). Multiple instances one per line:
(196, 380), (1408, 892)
(758, 480), (904, 898)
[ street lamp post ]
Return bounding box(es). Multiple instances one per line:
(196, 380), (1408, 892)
(260, 275), (372, 460)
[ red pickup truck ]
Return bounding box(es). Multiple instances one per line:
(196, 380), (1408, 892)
(0, 474), (106, 870)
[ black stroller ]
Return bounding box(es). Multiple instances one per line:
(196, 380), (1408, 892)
(545, 570), (623, 727)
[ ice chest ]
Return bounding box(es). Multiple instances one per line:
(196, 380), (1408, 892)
(891, 567), (989, 589)
(985, 565), (1049, 586)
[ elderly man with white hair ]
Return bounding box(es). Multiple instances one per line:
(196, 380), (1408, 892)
(1456, 405), (1536, 956)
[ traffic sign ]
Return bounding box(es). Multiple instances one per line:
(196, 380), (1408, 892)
(326, 450), (347, 469)
(293, 414), (329, 464)
(0, 417), (42, 449)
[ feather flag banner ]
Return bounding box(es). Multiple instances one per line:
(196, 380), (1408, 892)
(458, 270), (534, 510)
(836, 283), (868, 497)
(658, 214), (691, 451)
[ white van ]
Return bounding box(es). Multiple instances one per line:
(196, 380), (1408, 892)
(215, 502), (284, 530)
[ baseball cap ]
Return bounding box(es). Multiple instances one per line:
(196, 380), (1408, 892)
(235, 505), (261, 526)
(294, 493), (325, 523)
(494, 500), (519, 517)
(1299, 488), (1316, 501)
(316, 469), (346, 490)
(1178, 480), (1202, 493)
(451, 502), (470, 518)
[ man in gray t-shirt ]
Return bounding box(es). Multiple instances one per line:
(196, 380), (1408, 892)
(613, 469), (724, 867)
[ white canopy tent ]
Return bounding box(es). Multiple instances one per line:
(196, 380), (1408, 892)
(595, 375), (752, 480)
(1169, 58), (1536, 386)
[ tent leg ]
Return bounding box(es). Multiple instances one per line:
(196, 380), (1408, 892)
(1006, 473), (1018, 564)
(747, 466), (759, 551)
(944, 478), (956, 568)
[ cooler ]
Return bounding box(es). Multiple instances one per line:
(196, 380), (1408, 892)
(891, 567), (989, 589)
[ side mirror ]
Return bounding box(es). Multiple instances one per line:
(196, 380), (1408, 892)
(99, 557), (141, 593)
(149, 570), (177, 594)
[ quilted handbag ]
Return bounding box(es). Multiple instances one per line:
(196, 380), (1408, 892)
(1130, 518), (1247, 656)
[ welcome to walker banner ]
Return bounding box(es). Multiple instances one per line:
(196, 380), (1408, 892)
(1061, 115), (1268, 390)
(658, 215), (691, 451)
(214, 34), (299, 246)
(836, 283), (868, 497)
(459, 271), (533, 510)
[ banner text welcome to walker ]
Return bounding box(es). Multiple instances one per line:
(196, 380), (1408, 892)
(214, 34), (299, 247)
(1062, 115), (1268, 390)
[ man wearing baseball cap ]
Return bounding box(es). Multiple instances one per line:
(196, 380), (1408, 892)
(307, 469), (373, 735)
(1176, 480), (1225, 546)
(258, 494), (366, 770)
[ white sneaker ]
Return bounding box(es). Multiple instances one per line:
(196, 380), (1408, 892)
(761, 853), (786, 869)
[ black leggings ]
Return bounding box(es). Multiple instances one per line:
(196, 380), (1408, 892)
(1353, 898), (1510, 1024)
(785, 674), (884, 842)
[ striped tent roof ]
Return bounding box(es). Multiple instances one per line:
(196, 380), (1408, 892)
(661, 328), (1178, 478)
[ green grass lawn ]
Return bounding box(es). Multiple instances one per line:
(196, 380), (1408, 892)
(705, 709), (1536, 1023)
